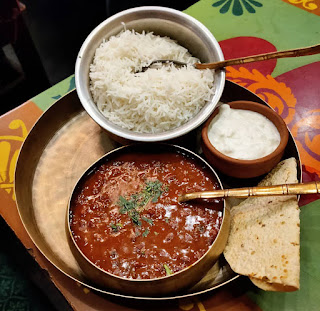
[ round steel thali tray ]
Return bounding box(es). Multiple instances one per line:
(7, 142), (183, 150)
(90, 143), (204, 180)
(15, 80), (301, 300)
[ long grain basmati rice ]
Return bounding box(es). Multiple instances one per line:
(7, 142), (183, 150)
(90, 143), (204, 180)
(90, 30), (214, 133)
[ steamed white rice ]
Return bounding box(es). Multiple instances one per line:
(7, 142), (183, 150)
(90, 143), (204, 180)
(89, 30), (215, 133)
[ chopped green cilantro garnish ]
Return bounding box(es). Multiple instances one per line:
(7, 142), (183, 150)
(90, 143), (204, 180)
(142, 228), (150, 237)
(110, 223), (122, 232)
(163, 264), (173, 276)
(118, 196), (136, 214)
(129, 209), (142, 226)
(142, 216), (153, 225)
(154, 232), (159, 236)
(117, 180), (167, 228)
(145, 180), (164, 203)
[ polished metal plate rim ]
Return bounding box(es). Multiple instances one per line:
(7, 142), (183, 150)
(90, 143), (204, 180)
(15, 81), (302, 300)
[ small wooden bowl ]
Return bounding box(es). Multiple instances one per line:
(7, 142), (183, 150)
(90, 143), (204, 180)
(201, 101), (289, 179)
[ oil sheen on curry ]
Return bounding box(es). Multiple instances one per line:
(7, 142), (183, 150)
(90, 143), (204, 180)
(70, 151), (223, 279)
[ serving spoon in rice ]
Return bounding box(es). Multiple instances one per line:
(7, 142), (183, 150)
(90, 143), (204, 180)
(140, 43), (320, 72)
(178, 181), (320, 202)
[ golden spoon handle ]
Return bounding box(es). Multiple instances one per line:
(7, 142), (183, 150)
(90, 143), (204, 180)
(195, 43), (320, 70)
(178, 181), (320, 203)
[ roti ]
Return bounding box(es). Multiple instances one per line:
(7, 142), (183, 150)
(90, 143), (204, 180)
(250, 276), (298, 292)
(223, 158), (300, 291)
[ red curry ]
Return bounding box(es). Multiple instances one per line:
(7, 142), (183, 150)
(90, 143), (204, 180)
(70, 151), (223, 279)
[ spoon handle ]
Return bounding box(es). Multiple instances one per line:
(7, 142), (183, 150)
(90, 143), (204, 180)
(178, 181), (320, 202)
(195, 43), (320, 70)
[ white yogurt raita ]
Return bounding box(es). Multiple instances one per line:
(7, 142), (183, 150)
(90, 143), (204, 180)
(207, 104), (281, 160)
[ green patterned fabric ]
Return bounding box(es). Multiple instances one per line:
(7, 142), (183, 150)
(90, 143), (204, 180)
(185, 0), (320, 77)
(32, 76), (75, 111)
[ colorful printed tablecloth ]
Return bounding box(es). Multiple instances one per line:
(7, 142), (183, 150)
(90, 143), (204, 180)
(1, 0), (320, 310)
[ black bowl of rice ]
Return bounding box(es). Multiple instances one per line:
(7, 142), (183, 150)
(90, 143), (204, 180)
(75, 6), (225, 143)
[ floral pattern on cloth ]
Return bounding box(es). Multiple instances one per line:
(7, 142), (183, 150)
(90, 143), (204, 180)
(212, 0), (263, 15)
(0, 120), (27, 201)
(282, 0), (320, 16)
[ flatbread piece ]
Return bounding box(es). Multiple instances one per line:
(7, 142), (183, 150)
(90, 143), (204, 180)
(223, 158), (300, 291)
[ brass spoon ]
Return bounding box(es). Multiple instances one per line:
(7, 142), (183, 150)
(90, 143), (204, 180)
(141, 43), (320, 72)
(178, 181), (320, 203)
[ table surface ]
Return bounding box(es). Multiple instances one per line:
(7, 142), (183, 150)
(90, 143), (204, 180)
(1, 0), (320, 310)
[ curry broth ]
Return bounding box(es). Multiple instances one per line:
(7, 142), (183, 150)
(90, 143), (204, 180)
(70, 152), (223, 279)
